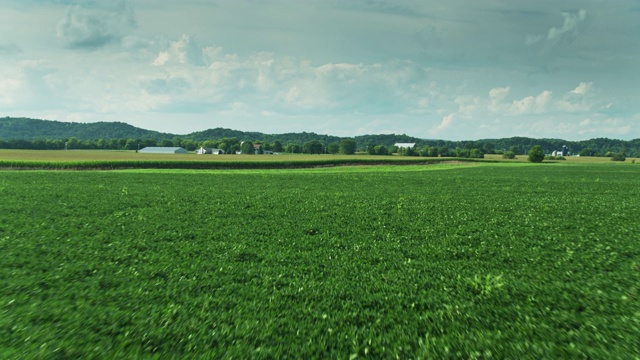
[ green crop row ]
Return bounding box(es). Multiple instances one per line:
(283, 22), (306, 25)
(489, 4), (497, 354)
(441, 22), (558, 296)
(1, 164), (639, 358)
(0, 158), (491, 170)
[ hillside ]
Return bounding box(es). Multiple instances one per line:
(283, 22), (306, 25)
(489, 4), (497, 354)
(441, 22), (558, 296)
(0, 117), (173, 141)
(0, 117), (638, 156)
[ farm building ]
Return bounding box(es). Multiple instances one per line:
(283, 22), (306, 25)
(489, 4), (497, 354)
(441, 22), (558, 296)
(551, 146), (568, 157)
(196, 147), (225, 155)
(394, 143), (416, 149)
(139, 147), (189, 154)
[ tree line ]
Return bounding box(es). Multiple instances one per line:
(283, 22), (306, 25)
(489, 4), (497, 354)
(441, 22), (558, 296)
(1, 118), (638, 157)
(0, 137), (362, 155)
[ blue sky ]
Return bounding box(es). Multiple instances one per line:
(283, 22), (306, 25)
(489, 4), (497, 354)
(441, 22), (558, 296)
(1, 0), (639, 140)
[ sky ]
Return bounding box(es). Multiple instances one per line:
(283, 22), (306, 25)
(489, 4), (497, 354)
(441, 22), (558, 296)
(1, 0), (639, 140)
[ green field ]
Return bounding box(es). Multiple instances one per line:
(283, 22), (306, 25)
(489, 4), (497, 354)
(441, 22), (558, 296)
(1, 163), (639, 358)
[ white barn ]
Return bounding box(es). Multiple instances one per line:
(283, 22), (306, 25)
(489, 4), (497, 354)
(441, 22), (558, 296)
(139, 147), (189, 154)
(196, 147), (225, 155)
(394, 143), (416, 149)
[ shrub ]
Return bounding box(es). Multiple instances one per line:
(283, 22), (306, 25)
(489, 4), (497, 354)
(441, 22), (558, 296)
(528, 145), (545, 163)
(502, 151), (516, 159)
(611, 153), (626, 162)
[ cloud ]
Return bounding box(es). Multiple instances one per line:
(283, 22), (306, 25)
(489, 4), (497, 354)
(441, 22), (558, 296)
(525, 9), (587, 47)
(0, 60), (59, 109)
(488, 86), (510, 112)
(0, 73), (23, 106)
(547, 9), (587, 40)
(525, 35), (544, 46)
(56, 0), (136, 49)
(508, 90), (552, 115)
(436, 113), (455, 131)
(153, 35), (205, 66)
(557, 82), (595, 113)
(142, 77), (191, 95)
(488, 86), (552, 115)
(570, 81), (592, 95)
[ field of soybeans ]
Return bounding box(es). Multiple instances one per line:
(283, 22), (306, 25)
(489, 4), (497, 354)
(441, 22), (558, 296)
(1, 162), (639, 358)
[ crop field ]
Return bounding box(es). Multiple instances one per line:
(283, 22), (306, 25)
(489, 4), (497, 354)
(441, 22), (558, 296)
(0, 150), (451, 170)
(1, 163), (639, 358)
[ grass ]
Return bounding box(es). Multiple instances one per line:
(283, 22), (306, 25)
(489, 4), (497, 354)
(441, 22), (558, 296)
(0, 150), (422, 162)
(1, 162), (639, 358)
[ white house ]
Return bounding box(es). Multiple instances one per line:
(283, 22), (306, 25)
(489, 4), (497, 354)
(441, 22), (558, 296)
(196, 147), (225, 155)
(394, 143), (416, 149)
(139, 147), (189, 154)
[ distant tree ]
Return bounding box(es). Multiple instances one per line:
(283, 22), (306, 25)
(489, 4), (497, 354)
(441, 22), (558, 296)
(124, 138), (138, 150)
(285, 143), (302, 154)
(272, 140), (283, 153)
(420, 146), (438, 157)
(182, 140), (198, 151)
(367, 144), (376, 155)
(303, 140), (324, 154)
(66, 137), (81, 150)
(428, 146), (439, 157)
(463, 141), (478, 150)
(482, 142), (496, 154)
(438, 147), (450, 157)
(228, 144), (240, 154)
(200, 140), (215, 149)
(398, 146), (418, 156)
(374, 145), (389, 155)
(502, 151), (516, 159)
(340, 138), (357, 155)
(528, 145), (545, 163)
(509, 145), (523, 155)
(327, 142), (340, 154)
(241, 141), (254, 155)
(611, 150), (626, 161)
(454, 147), (470, 158)
(579, 147), (596, 157)
(469, 149), (484, 158)
(95, 138), (107, 149)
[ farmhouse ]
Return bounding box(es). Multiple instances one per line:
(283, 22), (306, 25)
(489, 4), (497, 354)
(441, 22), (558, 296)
(139, 147), (189, 154)
(552, 146), (568, 157)
(196, 147), (225, 155)
(394, 143), (416, 149)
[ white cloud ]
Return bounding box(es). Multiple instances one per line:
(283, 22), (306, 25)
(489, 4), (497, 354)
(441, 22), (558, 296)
(526, 9), (587, 49)
(556, 82), (596, 113)
(0, 73), (23, 106)
(487, 87), (553, 115)
(56, 0), (136, 49)
(437, 113), (455, 131)
(570, 82), (592, 95)
(547, 9), (587, 40)
(488, 86), (510, 112)
(153, 35), (205, 66)
(508, 90), (552, 115)
(455, 95), (480, 116)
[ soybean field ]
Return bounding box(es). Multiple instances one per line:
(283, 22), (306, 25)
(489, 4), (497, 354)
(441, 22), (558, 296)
(1, 163), (639, 358)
